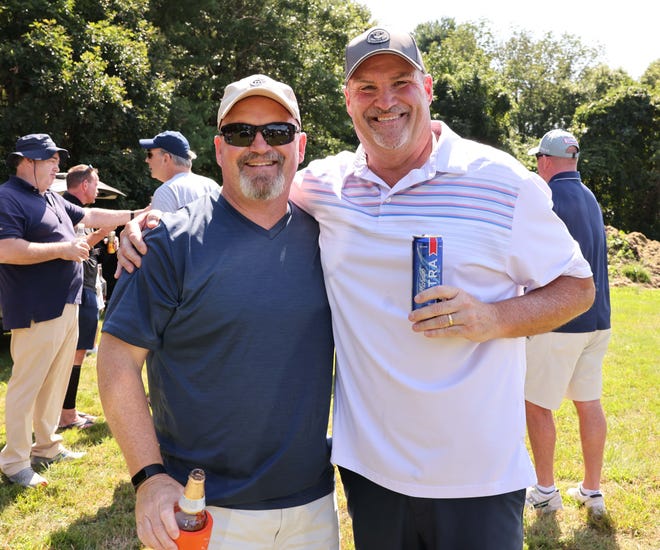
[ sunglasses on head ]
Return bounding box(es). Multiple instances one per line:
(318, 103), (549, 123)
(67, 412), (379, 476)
(219, 123), (299, 147)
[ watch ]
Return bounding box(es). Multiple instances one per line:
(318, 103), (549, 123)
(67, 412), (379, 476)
(131, 463), (167, 492)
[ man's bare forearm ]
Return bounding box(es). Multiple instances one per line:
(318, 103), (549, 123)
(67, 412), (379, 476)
(97, 333), (162, 476)
(493, 275), (595, 338)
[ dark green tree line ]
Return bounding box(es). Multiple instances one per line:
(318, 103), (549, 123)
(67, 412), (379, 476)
(1, 2), (658, 236)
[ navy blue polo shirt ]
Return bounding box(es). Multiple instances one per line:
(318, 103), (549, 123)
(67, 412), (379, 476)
(549, 172), (611, 332)
(0, 176), (85, 330)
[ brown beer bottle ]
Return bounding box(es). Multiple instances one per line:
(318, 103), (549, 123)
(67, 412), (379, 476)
(174, 468), (207, 532)
(106, 230), (116, 253)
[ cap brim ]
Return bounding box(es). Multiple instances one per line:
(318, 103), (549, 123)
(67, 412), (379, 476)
(527, 146), (540, 155)
(139, 139), (156, 149)
(8, 149), (69, 161)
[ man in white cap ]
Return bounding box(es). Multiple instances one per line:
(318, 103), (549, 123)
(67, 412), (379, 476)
(117, 29), (596, 548)
(98, 76), (338, 549)
(139, 130), (219, 213)
(0, 134), (142, 488)
(524, 129), (611, 518)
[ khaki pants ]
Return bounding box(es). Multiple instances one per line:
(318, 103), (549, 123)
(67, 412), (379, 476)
(207, 492), (340, 549)
(0, 304), (78, 476)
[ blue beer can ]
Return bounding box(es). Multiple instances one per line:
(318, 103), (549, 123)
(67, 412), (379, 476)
(412, 235), (443, 310)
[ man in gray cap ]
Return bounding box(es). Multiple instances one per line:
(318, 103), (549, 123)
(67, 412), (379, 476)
(118, 29), (597, 548)
(0, 133), (141, 488)
(98, 76), (338, 549)
(525, 129), (611, 519)
(139, 130), (219, 213)
(289, 28), (595, 549)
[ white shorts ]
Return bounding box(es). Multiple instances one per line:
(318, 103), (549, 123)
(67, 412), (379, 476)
(525, 329), (611, 410)
(206, 492), (339, 549)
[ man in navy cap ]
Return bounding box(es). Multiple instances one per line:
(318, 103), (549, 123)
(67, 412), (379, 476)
(0, 133), (141, 488)
(139, 130), (219, 213)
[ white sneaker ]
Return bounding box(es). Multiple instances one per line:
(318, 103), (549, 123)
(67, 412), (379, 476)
(31, 447), (86, 469)
(525, 485), (564, 514)
(567, 484), (606, 516)
(7, 467), (49, 488)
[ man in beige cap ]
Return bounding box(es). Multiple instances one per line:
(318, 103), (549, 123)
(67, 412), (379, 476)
(97, 75), (338, 549)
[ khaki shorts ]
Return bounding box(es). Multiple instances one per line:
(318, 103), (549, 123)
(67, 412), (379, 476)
(525, 329), (611, 410)
(206, 492), (339, 549)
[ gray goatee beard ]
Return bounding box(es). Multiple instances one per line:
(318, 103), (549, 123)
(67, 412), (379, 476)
(238, 153), (287, 200)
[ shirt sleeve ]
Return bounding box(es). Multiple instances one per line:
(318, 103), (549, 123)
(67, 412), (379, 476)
(102, 223), (181, 349)
(507, 174), (592, 291)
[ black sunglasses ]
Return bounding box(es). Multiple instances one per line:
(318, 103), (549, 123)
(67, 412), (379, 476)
(219, 123), (299, 147)
(535, 153), (549, 159)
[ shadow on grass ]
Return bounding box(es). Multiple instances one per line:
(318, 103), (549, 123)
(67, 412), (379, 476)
(526, 512), (563, 549)
(525, 509), (619, 549)
(46, 482), (141, 550)
(0, 423), (112, 516)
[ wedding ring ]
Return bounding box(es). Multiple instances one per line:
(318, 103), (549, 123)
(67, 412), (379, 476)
(447, 313), (454, 327)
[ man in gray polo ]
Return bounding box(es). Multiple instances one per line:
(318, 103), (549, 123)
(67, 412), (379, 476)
(139, 130), (219, 213)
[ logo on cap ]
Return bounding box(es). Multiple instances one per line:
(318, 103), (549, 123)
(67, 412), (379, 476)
(249, 77), (266, 88)
(367, 29), (390, 44)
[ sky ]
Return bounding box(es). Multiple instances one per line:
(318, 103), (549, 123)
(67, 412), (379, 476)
(357, 0), (658, 79)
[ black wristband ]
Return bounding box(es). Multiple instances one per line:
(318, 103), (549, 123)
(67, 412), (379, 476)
(131, 463), (167, 492)
(130, 211), (135, 221)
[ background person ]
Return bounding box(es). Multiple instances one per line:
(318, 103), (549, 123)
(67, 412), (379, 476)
(0, 133), (143, 488)
(524, 129), (611, 517)
(97, 76), (338, 549)
(139, 130), (220, 213)
(58, 164), (115, 430)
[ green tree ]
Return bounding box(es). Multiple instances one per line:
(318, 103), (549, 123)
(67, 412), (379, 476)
(0, 0), (173, 209)
(498, 30), (601, 139)
(147, 0), (370, 176)
(417, 19), (512, 149)
(574, 86), (659, 239)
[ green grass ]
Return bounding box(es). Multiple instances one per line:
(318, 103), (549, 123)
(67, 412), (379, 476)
(1, 287), (658, 549)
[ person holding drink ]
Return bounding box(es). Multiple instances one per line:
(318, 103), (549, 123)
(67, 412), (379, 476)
(98, 76), (338, 549)
(118, 28), (595, 548)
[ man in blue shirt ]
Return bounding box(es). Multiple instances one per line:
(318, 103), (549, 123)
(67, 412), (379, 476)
(524, 129), (611, 518)
(0, 134), (140, 488)
(97, 76), (338, 549)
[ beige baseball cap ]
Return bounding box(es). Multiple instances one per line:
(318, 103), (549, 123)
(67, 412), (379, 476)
(217, 74), (301, 127)
(345, 27), (425, 81)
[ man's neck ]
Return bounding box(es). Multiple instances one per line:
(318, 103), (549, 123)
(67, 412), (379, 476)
(221, 188), (290, 230)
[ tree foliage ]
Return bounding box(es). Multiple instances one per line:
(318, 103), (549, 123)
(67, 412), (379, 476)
(573, 87), (659, 239)
(0, 2), (657, 237)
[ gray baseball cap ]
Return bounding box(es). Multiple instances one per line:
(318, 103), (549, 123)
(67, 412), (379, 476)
(528, 129), (580, 158)
(217, 74), (301, 127)
(345, 27), (425, 81)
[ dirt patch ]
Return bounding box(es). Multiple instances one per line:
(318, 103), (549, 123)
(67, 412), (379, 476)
(606, 226), (660, 288)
